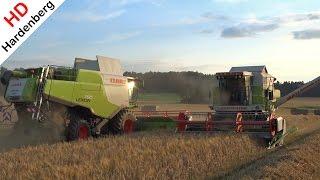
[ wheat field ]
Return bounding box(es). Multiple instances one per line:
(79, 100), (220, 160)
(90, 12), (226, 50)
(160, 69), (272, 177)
(0, 98), (319, 179)
(225, 128), (320, 179)
(0, 132), (267, 179)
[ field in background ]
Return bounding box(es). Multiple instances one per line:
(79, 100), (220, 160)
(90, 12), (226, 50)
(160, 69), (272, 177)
(136, 92), (210, 112)
(279, 97), (320, 110)
(137, 93), (182, 104)
(0, 97), (319, 179)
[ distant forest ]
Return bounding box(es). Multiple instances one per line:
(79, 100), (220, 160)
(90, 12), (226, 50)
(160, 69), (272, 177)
(274, 81), (320, 97)
(125, 71), (216, 103)
(125, 71), (320, 103)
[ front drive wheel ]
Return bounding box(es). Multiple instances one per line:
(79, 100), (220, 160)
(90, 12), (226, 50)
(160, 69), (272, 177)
(107, 111), (136, 135)
(66, 112), (90, 141)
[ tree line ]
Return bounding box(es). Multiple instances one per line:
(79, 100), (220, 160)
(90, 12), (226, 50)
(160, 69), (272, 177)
(274, 81), (320, 97)
(124, 71), (216, 103)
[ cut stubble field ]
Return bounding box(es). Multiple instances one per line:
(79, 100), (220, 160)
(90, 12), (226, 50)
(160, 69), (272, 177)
(0, 97), (319, 179)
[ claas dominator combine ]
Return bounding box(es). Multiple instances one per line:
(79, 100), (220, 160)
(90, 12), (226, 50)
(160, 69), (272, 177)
(175, 66), (320, 147)
(1, 56), (138, 141)
(134, 66), (319, 148)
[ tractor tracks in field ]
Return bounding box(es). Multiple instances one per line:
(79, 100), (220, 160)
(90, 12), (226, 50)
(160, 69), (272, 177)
(214, 127), (320, 179)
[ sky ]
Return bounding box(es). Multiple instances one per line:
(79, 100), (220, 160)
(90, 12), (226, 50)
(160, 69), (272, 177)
(3, 0), (320, 82)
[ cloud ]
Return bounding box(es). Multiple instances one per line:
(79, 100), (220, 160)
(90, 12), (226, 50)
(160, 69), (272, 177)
(213, 0), (248, 3)
(173, 12), (230, 28)
(63, 0), (128, 22)
(85, 10), (126, 22)
(65, 0), (164, 22)
(179, 17), (211, 25)
(176, 64), (227, 73)
(201, 12), (229, 21)
(123, 59), (228, 74)
(293, 29), (320, 40)
(106, 0), (165, 7)
(3, 55), (69, 69)
(200, 29), (215, 34)
(221, 22), (279, 38)
(41, 41), (69, 49)
(277, 13), (320, 23)
(65, 9), (126, 22)
(220, 12), (320, 38)
(123, 60), (183, 72)
(94, 31), (142, 44)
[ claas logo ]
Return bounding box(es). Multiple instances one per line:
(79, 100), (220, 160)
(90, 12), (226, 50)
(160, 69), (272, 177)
(110, 78), (126, 85)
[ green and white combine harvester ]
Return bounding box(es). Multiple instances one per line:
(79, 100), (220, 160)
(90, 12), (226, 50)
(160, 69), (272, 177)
(1, 56), (319, 148)
(1, 56), (138, 141)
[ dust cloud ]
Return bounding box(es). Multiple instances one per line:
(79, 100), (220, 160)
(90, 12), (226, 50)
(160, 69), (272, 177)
(0, 84), (66, 152)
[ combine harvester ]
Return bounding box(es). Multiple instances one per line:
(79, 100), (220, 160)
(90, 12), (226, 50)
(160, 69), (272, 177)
(1, 56), (138, 141)
(0, 56), (319, 148)
(134, 66), (320, 148)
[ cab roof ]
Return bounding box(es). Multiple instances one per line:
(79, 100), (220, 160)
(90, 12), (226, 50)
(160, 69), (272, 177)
(230, 66), (267, 73)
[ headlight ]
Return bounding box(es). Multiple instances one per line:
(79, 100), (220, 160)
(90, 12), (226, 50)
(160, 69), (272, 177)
(128, 81), (135, 89)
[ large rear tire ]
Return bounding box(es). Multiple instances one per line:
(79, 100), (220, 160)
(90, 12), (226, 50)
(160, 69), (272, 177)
(66, 111), (90, 141)
(107, 110), (136, 135)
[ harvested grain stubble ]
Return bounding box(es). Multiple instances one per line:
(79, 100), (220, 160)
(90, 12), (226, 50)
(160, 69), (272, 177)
(0, 131), (266, 179)
(225, 129), (320, 179)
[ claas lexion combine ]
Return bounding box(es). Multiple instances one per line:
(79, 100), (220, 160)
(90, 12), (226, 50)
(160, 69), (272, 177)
(1, 56), (139, 141)
(1, 55), (319, 148)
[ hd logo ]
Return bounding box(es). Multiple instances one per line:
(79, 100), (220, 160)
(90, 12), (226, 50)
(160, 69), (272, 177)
(0, 0), (66, 65)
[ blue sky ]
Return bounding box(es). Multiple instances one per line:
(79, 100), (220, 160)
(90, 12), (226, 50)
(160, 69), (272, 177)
(3, 0), (320, 82)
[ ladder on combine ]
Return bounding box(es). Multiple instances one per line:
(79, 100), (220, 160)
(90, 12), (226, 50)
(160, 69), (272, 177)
(32, 66), (50, 121)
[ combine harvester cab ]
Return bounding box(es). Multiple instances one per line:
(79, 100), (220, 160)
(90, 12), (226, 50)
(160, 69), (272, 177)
(212, 66), (281, 113)
(1, 56), (138, 141)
